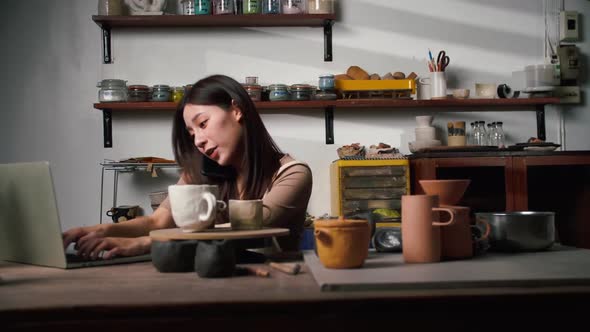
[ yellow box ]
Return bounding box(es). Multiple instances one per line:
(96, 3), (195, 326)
(330, 159), (410, 217)
(335, 79), (416, 94)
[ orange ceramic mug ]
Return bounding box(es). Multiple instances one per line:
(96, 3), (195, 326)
(401, 195), (456, 263)
(314, 217), (370, 269)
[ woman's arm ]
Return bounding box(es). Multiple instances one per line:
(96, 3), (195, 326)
(261, 163), (313, 250)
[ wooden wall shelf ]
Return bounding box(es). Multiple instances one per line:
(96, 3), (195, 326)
(92, 14), (336, 63)
(94, 97), (560, 148)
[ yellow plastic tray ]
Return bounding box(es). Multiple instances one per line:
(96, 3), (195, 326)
(335, 79), (416, 94)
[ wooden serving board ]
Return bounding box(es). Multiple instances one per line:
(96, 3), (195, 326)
(149, 227), (289, 241)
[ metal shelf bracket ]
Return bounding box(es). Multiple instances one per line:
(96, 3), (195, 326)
(324, 20), (333, 62)
(102, 27), (112, 64)
(103, 109), (113, 148)
(325, 106), (334, 144)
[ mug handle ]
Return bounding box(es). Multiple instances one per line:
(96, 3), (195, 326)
(475, 219), (491, 241)
(431, 207), (455, 226)
(198, 192), (217, 224)
(216, 200), (227, 212)
(106, 209), (115, 217)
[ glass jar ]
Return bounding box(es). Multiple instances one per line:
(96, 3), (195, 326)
(307, 0), (336, 14)
(213, 0), (235, 14)
(152, 85), (172, 102)
(290, 84), (312, 101)
(242, 0), (260, 14)
(195, 0), (211, 14)
(97, 79), (128, 102)
(262, 0), (281, 14)
(318, 74), (335, 91)
(308, 0), (334, 14)
(282, 0), (306, 14)
(245, 76), (259, 85)
(128, 85), (150, 102)
(172, 87), (185, 103)
(268, 84), (290, 101)
(180, 0), (195, 14)
(243, 84), (262, 102)
(98, 0), (124, 15)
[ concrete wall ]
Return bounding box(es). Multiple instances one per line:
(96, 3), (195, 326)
(0, 0), (588, 230)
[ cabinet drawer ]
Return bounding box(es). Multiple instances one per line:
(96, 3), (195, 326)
(343, 188), (406, 200)
(342, 176), (406, 188)
(342, 166), (406, 177)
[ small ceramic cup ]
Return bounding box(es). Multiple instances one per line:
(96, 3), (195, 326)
(229, 199), (270, 230)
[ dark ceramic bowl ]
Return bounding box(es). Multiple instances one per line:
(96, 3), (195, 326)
(151, 240), (199, 273)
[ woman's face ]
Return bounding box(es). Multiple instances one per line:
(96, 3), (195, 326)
(183, 104), (243, 168)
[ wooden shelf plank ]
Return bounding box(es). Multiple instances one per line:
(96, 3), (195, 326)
(92, 14), (336, 29)
(94, 98), (560, 112)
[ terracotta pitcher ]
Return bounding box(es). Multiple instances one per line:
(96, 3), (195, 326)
(401, 195), (455, 263)
(440, 206), (491, 260)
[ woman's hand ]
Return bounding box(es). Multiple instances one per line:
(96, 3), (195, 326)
(62, 226), (106, 250)
(76, 236), (150, 260)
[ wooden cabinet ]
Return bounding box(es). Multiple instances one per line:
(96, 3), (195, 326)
(410, 151), (590, 249)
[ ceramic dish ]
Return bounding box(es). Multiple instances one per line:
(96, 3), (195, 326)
(509, 142), (561, 151)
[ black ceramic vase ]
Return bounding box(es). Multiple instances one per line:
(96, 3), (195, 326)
(151, 240), (199, 273)
(194, 240), (236, 278)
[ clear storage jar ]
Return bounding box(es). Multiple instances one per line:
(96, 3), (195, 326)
(268, 84), (290, 101)
(243, 84), (262, 101)
(98, 0), (124, 15)
(290, 84), (313, 101)
(318, 74), (335, 90)
(128, 85), (150, 102)
(213, 0), (235, 14)
(172, 87), (185, 103)
(242, 0), (260, 14)
(282, 0), (306, 14)
(308, 0), (334, 14)
(180, 0), (195, 14)
(262, 0), (281, 14)
(98, 79), (128, 102)
(152, 85), (172, 102)
(195, 0), (211, 14)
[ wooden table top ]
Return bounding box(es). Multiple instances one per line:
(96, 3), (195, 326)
(2, 258), (590, 329)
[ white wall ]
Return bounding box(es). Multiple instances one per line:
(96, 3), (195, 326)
(1, 0), (588, 230)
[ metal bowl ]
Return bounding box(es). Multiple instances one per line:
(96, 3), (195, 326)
(475, 211), (555, 252)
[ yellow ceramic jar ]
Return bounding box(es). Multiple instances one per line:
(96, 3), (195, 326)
(314, 217), (370, 269)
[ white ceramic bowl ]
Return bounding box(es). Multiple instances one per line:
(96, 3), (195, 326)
(452, 89), (470, 99)
(415, 115), (433, 128)
(409, 140), (442, 153)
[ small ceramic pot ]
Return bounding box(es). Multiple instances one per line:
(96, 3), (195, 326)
(151, 240), (199, 273)
(314, 217), (370, 269)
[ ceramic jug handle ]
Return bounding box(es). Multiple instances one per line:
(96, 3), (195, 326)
(314, 229), (331, 244)
(431, 208), (456, 226)
(475, 219), (491, 241)
(198, 192), (217, 224)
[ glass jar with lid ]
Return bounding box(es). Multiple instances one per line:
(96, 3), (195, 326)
(262, 0), (281, 14)
(268, 84), (290, 101)
(97, 79), (128, 102)
(172, 87), (185, 103)
(242, 0), (260, 14)
(213, 0), (235, 15)
(128, 85), (150, 102)
(308, 0), (334, 14)
(282, 0), (306, 14)
(243, 84), (262, 102)
(290, 84), (313, 101)
(194, 0), (211, 14)
(318, 74), (335, 91)
(152, 85), (172, 102)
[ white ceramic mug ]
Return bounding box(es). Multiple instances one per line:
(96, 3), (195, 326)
(168, 184), (227, 232)
(417, 77), (432, 100)
(430, 72), (447, 99)
(229, 199), (270, 230)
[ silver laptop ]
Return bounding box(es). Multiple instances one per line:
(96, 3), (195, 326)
(0, 161), (151, 268)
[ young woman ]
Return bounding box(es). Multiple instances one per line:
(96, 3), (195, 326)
(63, 75), (313, 259)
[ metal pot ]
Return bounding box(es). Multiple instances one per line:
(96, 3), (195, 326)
(475, 211), (555, 252)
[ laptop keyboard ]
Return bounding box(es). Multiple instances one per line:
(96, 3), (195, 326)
(66, 253), (105, 263)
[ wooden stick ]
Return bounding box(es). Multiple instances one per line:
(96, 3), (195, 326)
(244, 266), (270, 278)
(269, 262), (301, 275)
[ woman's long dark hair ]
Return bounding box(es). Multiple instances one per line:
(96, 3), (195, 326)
(172, 75), (284, 202)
